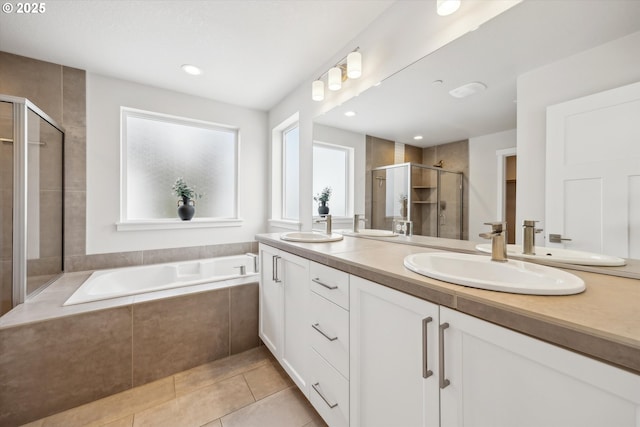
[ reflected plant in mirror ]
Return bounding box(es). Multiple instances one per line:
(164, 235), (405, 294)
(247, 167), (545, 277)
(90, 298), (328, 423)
(314, 186), (332, 216)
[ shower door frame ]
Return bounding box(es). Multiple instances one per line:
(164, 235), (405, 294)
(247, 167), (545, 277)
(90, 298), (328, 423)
(1, 94), (66, 306)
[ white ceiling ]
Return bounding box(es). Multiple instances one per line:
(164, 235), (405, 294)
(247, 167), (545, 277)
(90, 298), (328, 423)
(314, 0), (640, 147)
(0, 0), (394, 111)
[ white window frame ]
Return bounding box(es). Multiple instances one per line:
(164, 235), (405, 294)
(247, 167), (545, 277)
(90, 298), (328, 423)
(269, 113), (301, 230)
(312, 140), (354, 219)
(117, 107), (242, 231)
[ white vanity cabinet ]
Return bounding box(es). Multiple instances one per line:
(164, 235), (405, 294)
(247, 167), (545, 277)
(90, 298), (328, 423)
(258, 244), (310, 394)
(350, 275), (440, 427)
(439, 306), (640, 427)
(308, 262), (350, 427)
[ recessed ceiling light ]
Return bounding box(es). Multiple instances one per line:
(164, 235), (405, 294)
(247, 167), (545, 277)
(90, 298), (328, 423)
(344, 111), (356, 117)
(181, 64), (203, 76)
(437, 0), (461, 16)
(414, 135), (423, 140)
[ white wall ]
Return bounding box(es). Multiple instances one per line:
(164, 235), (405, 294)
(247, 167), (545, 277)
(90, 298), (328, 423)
(516, 31), (640, 242)
(268, 0), (521, 232)
(86, 73), (268, 254)
(468, 129), (516, 243)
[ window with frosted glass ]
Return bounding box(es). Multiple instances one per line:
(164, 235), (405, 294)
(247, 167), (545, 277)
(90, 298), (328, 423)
(282, 125), (299, 220)
(122, 109), (237, 220)
(313, 143), (348, 217)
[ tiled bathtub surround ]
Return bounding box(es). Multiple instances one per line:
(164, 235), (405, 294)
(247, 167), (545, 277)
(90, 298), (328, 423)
(0, 280), (260, 426)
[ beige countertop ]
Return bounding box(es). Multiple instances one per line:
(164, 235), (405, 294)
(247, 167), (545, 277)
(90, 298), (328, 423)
(256, 233), (640, 375)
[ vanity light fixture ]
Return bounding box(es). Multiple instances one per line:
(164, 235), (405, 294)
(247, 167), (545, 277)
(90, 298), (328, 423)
(311, 48), (362, 101)
(437, 0), (461, 16)
(181, 64), (203, 75)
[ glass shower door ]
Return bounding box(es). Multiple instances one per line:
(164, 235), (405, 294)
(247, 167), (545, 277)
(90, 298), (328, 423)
(1, 101), (13, 315)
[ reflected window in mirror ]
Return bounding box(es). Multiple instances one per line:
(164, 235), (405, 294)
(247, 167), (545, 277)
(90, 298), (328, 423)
(120, 108), (238, 221)
(313, 142), (353, 217)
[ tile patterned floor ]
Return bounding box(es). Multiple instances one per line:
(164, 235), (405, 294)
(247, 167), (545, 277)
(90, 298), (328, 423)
(21, 346), (328, 427)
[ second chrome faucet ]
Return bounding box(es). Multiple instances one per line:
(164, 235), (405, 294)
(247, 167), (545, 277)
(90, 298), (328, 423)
(479, 222), (508, 262)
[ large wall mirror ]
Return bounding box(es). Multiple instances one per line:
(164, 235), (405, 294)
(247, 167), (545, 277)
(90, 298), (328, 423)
(313, 0), (640, 277)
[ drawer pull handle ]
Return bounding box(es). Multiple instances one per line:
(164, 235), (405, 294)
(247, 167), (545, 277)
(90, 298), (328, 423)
(312, 382), (338, 409)
(312, 323), (338, 341)
(422, 316), (433, 379)
(439, 322), (451, 389)
(272, 255), (282, 283)
(312, 277), (338, 290)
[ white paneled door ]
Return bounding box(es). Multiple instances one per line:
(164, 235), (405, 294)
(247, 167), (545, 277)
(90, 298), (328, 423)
(546, 81), (640, 258)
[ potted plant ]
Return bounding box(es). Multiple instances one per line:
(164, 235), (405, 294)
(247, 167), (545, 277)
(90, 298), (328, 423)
(172, 177), (201, 221)
(314, 186), (332, 215)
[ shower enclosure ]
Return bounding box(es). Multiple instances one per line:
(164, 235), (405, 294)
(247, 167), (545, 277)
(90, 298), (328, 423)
(1, 95), (64, 316)
(371, 163), (463, 239)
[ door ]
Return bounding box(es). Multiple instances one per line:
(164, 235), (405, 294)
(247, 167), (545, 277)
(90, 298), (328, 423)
(280, 250), (310, 394)
(350, 275), (440, 427)
(439, 307), (640, 427)
(546, 81), (640, 258)
(258, 244), (282, 357)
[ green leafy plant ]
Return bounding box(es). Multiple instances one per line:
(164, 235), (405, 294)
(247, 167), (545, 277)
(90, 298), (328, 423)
(172, 177), (201, 200)
(313, 186), (332, 204)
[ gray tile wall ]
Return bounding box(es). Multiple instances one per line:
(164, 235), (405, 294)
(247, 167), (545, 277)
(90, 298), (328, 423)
(0, 282), (260, 426)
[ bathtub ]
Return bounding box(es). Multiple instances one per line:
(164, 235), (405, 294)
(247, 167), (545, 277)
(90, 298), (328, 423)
(64, 254), (259, 306)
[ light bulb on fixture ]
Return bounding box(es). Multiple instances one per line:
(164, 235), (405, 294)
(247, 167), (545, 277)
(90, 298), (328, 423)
(328, 67), (342, 91)
(437, 0), (460, 16)
(312, 80), (325, 101)
(347, 51), (362, 79)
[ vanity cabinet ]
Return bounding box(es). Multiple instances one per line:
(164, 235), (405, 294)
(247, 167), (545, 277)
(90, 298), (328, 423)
(350, 275), (440, 427)
(439, 306), (640, 427)
(308, 262), (350, 427)
(258, 244), (310, 393)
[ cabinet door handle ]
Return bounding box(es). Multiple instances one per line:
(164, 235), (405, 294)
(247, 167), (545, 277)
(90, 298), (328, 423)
(312, 277), (338, 290)
(312, 382), (338, 408)
(439, 322), (451, 389)
(272, 255), (282, 283)
(422, 316), (433, 378)
(312, 323), (338, 341)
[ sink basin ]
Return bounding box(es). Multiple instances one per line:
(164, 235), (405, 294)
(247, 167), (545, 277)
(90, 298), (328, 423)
(280, 231), (344, 243)
(404, 252), (585, 295)
(475, 244), (626, 267)
(342, 229), (398, 237)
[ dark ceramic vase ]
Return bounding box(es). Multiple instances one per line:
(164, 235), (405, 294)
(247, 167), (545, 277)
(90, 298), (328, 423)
(178, 196), (195, 221)
(318, 201), (329, 216)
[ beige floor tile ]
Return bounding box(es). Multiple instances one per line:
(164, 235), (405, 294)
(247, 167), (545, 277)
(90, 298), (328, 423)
(132, 400), (184, 427)
(174, 346), (270, 396)
(102, 415), (134, 427)
(42, 377), (174, 427)
(200, 419), (222, 427)
(19, 420), (44, 427)
(243, 362), (295, 400)
(176, 375), (255, 427)
(302, 416), (330, 427)
(220, 387), (317, 427)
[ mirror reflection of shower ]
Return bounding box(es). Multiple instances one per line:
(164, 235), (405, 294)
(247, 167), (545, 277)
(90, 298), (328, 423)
(370, 163), (463, 239)
(0, 95), (64, 316)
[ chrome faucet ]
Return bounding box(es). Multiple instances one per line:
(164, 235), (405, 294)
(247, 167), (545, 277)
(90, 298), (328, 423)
(245, 253), (259, 273)
(479, 222), (508, 262)
(353, 214), (366, 232)
(315, 214), (332, 235)
(522, 220), (543, 255)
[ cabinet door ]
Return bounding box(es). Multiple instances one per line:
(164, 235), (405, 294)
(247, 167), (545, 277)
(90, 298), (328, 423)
(280, 250), (310, 395)
(350, 276), (440, 427)
(258, 244), (282, 357)
(440, 307), (640, 427)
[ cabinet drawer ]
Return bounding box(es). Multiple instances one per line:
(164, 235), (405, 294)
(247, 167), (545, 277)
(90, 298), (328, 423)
(309, 349), (349, 427)
(310, 262), (349, 309)
(310, 292), (349, 379)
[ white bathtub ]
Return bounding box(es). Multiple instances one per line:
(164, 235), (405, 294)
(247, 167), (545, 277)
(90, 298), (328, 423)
(63, 254), (259, 306)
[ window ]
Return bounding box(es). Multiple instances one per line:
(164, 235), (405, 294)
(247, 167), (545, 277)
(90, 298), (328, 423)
(313, 142), (353, 217)
(120, 108), (238, 225)
(282, 124), (300, 220)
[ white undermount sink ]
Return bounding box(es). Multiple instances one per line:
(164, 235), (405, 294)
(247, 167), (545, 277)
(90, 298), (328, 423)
(475, 244), (626, 267)
(404, 252), (585, 295)
(280, 231), (344, 243)
(342, 229), (398, 237)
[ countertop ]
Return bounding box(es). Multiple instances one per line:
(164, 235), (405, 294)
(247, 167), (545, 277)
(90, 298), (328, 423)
(256, 233), (640, 375)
